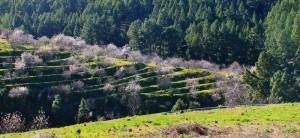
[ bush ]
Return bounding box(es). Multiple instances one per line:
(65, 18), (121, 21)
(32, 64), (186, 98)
(172, 99), (187, 111)
(51, 85), (71, 95)
(71, 80), (84, 90)
(125, 80), (142, 93)
(127, 92), (141, 115)
(154, 64), (174, 75)
(8, 86), (29, 98)
(189, 101), (201, 109)
(186, 78), (199, 95)
(216, 67), (250, 106)
(15, 52), (43, 70)
(103, 83), (115, 94)
(157, 75), (172, 90)
(0, 112), (25, 133)
(31, 108), (49, 130)
(8, 29), (34, 51)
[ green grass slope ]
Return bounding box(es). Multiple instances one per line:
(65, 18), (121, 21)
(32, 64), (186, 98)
(1, 103), (300, 138)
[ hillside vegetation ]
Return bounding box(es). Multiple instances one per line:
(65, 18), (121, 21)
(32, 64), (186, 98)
(2, 103), (300, 138)
(0, 0), (276, 65)
(0, 0), (299, 136)
(0, 32), (232, 131)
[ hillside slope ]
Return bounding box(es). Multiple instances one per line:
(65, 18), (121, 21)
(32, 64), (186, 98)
(1, 103), (300, 138)
(0, 35), (222, 128)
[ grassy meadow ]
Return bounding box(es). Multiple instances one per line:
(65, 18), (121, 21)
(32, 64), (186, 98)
(1, 103), (299, 137)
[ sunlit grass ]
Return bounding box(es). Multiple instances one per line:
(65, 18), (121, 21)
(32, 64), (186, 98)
(2, 103), (299, 138)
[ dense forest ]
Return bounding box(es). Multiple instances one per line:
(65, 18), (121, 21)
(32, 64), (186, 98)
(0, 0), (275, 65)
(0, 0), (299, 135)
(244, 0), (300, 104)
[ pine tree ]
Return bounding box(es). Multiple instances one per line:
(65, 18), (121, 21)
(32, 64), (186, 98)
(51, 95), (62, 116)
(268, 71), (284, 103)
(77, 98), (90, 123)
(291, 11), (300, 47)
(80, 18), (96, 45)
(244, 52), (278, 102)
(255, 52), (276, 78)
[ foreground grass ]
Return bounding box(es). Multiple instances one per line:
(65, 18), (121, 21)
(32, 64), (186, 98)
(1, 103), (300, 138)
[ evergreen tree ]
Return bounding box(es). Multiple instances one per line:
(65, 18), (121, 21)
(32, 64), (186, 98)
(171, 99), (187, 111)
(291, 11), (300, 47)
(51, 95), (62, 116)
(245, 0), (300, 103)
(77, 98), (90, 123)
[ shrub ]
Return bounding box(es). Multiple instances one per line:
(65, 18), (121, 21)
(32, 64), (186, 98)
(114, 66), (137, 78)
(37, 36), (50, 46)
(154, 64), (174, 75)
(189, 101), (201, 109)
(31, 108), (49, 130)
(15, 52), (43, 70)
(8, 86), (29, 98)
(69, 62), (89, 74)
(148, 53), (163, 64)
(225, 61), (243, 74)
(127, 92), (141, 115)
(120, 45), (131, 58)
(82, 45), (103, 60)
(114, 67), (126, 78)
(216, 71), (250, 106)
(0, 29), (13, 39)
(71, 80), (84, 90)
(128, 51), (145, 63)
(167, 88), (178, 96)
(98, 57), (114, 67)
(35, 46), (59, 59)
(157, 75), (172, 90)
(62, 70), (72, 79)
(51, 85), (71, 95)
(126, 66), (137, 75)
(0, 112), (25, 133)
(125, 80), (142, 93)
(172, 99), (187, 111)
(105, 44), (122, 58)
(8, 29), (33, 51)
(186, 78), (199, 95)
(52, 34), (76, 50)
(103, 83), (115, 94)
(88, 67), (106, 77)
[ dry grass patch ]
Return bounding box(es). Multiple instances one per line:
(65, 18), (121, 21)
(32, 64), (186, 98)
(27, 132), (58, 138)
(148, 123), (220, 137)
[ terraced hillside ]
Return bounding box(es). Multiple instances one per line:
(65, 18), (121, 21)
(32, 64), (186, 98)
(0, 35), (221, 127)
(0, 39), (216, 96)
(2, 103), (300, 138)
